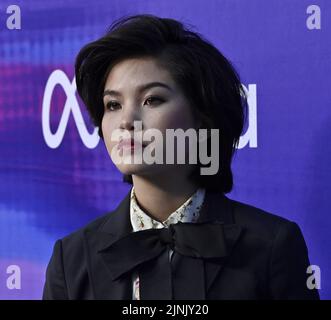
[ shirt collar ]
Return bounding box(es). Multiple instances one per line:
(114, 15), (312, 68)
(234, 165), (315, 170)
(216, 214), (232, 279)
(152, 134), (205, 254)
(130, 187), (206, 232)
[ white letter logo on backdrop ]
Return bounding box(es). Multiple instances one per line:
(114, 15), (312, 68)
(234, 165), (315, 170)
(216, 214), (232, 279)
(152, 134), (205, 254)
(238, 84), (257, 149)
(42, 69), (99, 149)
(42, 70), (257, 149)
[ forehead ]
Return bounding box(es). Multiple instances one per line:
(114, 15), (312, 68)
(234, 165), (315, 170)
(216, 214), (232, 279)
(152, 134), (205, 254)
(104, 57), (175, 90)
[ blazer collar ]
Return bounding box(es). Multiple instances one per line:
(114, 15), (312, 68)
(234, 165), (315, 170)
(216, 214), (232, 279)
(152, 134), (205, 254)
(84, 187), (242, 299)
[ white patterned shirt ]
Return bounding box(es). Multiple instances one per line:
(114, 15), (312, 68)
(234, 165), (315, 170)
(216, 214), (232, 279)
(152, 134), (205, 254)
(129, 186), (206, 300)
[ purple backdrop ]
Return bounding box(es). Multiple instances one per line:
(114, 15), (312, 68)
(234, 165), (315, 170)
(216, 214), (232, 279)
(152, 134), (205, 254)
(0, 0), (330, 299)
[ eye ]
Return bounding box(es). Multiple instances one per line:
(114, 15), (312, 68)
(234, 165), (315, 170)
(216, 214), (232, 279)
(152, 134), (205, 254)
(105, 101), (121, 111)
(143, 96), (164, 106)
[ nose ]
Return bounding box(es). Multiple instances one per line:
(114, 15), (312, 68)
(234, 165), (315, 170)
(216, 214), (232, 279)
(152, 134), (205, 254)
(119, 106), (142, 131)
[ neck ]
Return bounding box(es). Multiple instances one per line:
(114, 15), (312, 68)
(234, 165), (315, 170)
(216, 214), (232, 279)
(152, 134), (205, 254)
(131, 172), (199, 222)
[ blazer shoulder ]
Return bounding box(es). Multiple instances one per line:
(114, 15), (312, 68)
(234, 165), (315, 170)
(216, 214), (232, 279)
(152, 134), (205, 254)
(225, 197), (319, 300)
(43, 211), (115, 300)
(226, 196), (298, 241)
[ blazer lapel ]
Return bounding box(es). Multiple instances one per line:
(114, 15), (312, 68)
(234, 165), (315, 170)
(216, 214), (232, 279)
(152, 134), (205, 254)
(171, 190), (243, 296)
(84, 188), (134, 299)
(201, 191), (242, 294)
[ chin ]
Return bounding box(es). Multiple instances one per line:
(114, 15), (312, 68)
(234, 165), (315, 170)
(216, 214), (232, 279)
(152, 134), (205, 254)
(117, 163), (154, 177)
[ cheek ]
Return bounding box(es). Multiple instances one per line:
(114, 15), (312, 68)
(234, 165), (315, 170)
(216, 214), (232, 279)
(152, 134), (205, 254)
(153, 104), (196, 131)
(101, 115), (117, 148)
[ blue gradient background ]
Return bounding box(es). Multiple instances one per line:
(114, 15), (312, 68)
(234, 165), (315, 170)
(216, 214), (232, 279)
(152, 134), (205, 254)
(0, 0), (330, 299)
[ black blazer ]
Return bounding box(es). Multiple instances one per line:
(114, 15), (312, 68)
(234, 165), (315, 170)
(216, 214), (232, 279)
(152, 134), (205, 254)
(42, 188), (320, 300)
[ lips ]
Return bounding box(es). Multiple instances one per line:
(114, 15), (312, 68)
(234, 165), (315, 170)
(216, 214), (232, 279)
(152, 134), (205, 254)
(117, 138), (146, 150)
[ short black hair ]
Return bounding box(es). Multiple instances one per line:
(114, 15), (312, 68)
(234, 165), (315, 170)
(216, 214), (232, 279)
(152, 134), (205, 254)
(75, 14), (247, 194)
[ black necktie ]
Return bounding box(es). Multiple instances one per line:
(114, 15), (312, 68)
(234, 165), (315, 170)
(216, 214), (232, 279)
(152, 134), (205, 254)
(98, 220), (228, 300)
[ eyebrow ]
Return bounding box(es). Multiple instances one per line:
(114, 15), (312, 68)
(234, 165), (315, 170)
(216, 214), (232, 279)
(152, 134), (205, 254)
(103, 82), (173, 98)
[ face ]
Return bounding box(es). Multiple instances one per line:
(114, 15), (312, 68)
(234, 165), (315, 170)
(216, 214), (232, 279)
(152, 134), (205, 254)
(101, 57), (199, 179)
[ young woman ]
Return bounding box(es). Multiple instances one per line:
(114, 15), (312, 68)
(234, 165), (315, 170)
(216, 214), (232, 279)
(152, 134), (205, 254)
(43, 14), (319, 300)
